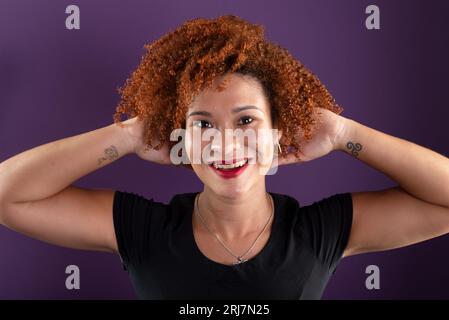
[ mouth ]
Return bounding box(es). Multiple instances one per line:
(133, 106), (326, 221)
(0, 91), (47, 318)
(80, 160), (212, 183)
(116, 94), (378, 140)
(208, 158), (250, 179)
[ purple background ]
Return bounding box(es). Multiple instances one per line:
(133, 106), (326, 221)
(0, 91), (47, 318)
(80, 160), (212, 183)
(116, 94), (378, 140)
(0, 0), (448, 299)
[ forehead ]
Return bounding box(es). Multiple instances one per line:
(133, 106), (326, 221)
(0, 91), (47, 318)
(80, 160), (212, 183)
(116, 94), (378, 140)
(188, 73), (269, 113)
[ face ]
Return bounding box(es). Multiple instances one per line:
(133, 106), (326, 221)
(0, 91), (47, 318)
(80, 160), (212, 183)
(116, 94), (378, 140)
(184, 73), (281, 198)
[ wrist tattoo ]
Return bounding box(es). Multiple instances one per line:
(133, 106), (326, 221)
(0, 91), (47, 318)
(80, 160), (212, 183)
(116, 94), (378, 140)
(346, 141), (362, 157)
(97, 145), (119, 165)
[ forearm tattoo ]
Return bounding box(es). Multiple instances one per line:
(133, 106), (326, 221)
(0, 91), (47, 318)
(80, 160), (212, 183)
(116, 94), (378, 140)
(345, 141), (363, 157)
(97, 145), (119, 165)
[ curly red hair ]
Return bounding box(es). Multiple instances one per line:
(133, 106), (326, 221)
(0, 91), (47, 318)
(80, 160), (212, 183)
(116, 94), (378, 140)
(113, 14), (343, 159)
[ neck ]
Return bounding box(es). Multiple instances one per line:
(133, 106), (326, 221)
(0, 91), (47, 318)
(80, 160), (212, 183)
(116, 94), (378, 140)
(196, 182), (273, 240)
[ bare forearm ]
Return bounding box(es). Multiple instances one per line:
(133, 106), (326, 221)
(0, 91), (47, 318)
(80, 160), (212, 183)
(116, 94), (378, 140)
(0, 122), (134, 203)
(337, 118), (449, 208)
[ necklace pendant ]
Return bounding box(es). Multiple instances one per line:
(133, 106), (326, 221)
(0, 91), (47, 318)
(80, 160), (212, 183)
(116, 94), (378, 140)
(234, 257), (247, 265)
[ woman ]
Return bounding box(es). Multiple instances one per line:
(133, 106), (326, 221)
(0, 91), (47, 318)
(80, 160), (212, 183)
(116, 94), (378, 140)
(0, 15), (448, 300)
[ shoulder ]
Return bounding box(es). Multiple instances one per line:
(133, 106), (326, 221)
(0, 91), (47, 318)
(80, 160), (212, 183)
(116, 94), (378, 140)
(288, 192), (353, 230)
(270, 191), (352, 211)
(113, 190), (198, 217)
(289, 192), (353, 266)
(269, 192), (301, 214)
(112, 190), (197, 266)
(275, 192), (352, 216)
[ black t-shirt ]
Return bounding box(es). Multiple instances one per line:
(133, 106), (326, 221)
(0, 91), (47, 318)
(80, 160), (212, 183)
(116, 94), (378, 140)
(113, 190), (353, 300)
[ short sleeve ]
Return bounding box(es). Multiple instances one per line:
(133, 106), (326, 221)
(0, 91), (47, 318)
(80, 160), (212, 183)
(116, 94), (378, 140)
(300, 193), (353, 268)
(113, 190), (155, 271)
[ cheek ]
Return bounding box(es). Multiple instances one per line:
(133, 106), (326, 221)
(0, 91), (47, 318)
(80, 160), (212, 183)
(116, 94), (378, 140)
(184, 130), (210, 165)
(184, 132), (193, 162)
(184, 130), (199, 163)
(252, 131), (275, 165)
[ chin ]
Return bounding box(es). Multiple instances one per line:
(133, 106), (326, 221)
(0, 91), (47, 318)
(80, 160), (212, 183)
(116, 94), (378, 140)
(210, 184), (251, 199)
(201, 176), (251, 198)
(194, 162), (263, 197)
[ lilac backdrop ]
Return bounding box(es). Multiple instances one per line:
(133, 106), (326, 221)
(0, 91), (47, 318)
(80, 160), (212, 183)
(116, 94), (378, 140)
(0, 0), (448, 299)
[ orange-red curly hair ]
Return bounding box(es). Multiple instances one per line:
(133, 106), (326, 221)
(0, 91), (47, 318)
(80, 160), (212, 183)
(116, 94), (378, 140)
(113, 14), (343, 159)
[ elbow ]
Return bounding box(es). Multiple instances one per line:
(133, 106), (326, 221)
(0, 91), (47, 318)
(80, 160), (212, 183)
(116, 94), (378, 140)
(0, 193), (6, 226)
(0, 200), (5, 226)
(0, 185), (11, 226)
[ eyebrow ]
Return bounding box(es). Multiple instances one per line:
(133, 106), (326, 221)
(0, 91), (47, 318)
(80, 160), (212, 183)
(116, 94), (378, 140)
(187, 105), (264, 118)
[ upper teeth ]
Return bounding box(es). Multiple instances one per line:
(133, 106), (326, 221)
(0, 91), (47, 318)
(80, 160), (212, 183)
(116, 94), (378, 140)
(213, 159), (248, 170)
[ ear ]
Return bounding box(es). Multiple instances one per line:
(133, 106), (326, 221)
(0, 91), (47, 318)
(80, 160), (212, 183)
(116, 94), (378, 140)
(271, 117), (282, 143)
(275, 129), (283, 144)
(273, 128), (283, 143)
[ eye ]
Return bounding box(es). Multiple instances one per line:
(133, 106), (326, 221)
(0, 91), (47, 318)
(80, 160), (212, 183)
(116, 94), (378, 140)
(193, 120), (213, 128)
(239, 116), (254, 126)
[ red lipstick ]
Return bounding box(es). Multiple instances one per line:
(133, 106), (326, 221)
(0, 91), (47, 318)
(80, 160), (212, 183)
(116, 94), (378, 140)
(209, 158), (249, 179)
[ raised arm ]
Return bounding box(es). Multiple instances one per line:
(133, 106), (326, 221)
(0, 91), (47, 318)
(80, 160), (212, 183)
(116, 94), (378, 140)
(278, 107), (449, 258)
(337, 118), (449, 257)
(0, 117), (145, 253)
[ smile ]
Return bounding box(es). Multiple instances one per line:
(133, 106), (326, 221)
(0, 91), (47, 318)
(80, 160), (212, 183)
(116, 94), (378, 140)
(209, 158), (249, 179)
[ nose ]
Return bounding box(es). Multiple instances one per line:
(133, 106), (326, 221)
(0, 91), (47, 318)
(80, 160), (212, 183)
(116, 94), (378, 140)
(210, 136), (221, 151)
(209, 128), (246, 161)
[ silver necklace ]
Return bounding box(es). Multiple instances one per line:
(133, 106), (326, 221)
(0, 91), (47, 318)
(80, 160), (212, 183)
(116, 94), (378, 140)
(195, 192), (274, 265)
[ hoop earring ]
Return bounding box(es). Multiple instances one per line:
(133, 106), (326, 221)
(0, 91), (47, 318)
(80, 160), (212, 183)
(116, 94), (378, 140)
(276, 142), (282, 154)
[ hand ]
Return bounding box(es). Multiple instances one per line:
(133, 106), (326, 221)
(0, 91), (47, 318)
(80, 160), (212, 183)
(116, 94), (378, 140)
(278, 107), (348, 166)
(121, 116), (172, 165)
